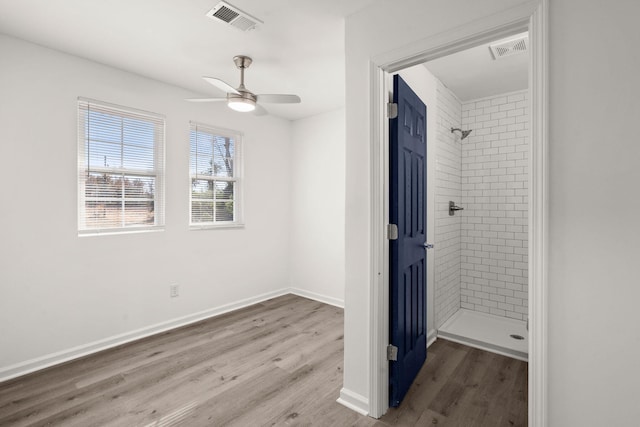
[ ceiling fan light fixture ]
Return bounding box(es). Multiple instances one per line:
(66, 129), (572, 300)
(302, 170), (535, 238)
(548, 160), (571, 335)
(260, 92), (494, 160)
(190, 56), (301, 116)
(227, 97), (255, 112)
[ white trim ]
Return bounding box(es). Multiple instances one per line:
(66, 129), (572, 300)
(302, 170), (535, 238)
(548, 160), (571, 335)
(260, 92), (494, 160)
(528, 1), (548, 425)
(372, 1), (540, 72)
(337, 388), (369, 416)
(78, 96), (166, 119)
(367, 1), (546, 421)
(368, 62), (389, 420)
(188, 120), (245, 139)
(427, 329), (438, 348)
(189, 223), (245, 231)
(289, 288), (344, 308)
(0, 287), (342, 383)
(78, 227), (165, 237)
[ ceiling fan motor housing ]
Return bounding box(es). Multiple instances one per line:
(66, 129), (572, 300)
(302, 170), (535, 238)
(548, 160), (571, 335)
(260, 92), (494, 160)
(228, 90), (256, 103)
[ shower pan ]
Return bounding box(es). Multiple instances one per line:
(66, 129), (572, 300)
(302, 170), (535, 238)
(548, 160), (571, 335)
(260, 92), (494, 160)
(438, 309), (528, 361)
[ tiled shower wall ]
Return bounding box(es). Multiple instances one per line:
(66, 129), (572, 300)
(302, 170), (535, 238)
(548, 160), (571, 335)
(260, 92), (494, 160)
(434, 81), (462, 328)
(459, 90), (529, 320)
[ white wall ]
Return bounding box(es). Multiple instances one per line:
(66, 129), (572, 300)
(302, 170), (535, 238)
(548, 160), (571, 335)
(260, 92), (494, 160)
(460, 90), (529, 320)
(290, 109), (345, 306)
(345, 0), (640, 424)
(0, 35), (292, 376)
(548, 0), (640, 424)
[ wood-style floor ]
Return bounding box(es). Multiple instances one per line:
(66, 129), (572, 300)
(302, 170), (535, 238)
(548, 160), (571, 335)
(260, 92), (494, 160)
(0, 295), (527, 426)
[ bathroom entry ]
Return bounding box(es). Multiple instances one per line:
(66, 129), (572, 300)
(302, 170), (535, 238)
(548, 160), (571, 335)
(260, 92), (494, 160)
(423, 31), (530, 358)
(385, 29), (530, 410)
(367, 15), (539, 417)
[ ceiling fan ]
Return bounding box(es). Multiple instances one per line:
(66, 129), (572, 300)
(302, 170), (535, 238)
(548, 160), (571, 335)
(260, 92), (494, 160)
(187, 55), (301, 115)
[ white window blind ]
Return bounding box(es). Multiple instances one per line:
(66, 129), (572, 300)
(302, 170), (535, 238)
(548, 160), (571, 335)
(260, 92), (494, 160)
(189, 122), (242, 227)
(77, 98), (165, 234)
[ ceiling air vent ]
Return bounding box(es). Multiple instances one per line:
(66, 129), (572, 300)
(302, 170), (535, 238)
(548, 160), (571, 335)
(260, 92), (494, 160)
(489, 35), (529, 60)
(206, 1), (263, 32)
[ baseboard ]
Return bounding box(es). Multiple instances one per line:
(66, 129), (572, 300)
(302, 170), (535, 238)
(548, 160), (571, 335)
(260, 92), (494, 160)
(0, 288), (347, 383)
(289, 287), (344, 308)
(0, 288), (292, 383)
(427, 328), (438, 348)
(337, 387), (369, 416)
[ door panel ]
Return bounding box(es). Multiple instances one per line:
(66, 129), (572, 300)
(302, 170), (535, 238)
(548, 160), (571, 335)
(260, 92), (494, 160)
(389, 74), (427, 407)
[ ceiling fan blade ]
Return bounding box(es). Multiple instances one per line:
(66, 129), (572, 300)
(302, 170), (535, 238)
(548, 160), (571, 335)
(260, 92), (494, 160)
(256, 94), (301, 104)
(185, 97), (227, 102)
(202, 77), (240, 95)
(253, 104), (268, 116)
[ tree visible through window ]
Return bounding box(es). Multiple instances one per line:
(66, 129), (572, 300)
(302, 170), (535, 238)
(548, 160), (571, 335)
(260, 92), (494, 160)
(190, 123), (241, 226)
(77, 98), (165, 234)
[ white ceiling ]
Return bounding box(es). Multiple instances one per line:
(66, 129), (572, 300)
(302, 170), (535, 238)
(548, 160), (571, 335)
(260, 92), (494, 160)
(0, 0), (378, 121)
(0, 1), (528, 119)
(424, 33), (529, 102)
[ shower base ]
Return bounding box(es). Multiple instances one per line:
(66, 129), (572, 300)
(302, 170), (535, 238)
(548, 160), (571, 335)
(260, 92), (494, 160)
(437, 309), (528, 361)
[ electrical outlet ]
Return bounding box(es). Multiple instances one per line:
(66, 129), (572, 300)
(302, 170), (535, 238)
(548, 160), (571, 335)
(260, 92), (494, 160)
(169, 284), (179, 298)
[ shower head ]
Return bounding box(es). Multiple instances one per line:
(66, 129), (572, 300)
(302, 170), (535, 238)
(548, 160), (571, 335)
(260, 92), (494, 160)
(451, 127), (472, 140)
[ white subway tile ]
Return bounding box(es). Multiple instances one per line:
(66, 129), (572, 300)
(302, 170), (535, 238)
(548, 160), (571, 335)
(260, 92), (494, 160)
(508, 93), (526, 103)
(456, 92), (528, 320)
(507, 108), (524, 117)
(491, 96), (508, 106)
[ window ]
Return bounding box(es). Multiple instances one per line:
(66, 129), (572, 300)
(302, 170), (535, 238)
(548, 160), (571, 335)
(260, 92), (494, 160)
(189, 122), (242, 228)
(77, 98), (165, 235)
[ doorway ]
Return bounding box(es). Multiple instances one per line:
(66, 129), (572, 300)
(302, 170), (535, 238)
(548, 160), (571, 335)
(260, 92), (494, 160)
(423, 31), (530, 361)
(367, 5), (548, 424)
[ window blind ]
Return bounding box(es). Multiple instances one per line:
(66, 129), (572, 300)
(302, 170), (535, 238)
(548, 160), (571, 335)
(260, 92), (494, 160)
(78, 98), (165, 234)
(189, 122), (242, 227)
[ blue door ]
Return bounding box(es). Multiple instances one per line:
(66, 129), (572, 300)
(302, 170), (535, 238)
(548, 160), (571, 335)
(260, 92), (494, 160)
(389, 74), (427, 407)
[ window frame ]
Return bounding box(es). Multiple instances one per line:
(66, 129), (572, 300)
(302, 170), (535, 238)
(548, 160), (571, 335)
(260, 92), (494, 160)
(77, 97), (165, 236)
(189, 122), (244, 230)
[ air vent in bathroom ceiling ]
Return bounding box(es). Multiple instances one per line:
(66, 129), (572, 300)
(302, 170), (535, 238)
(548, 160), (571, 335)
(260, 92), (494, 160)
(489, 35), (529, 60)
(206, 1), (263, 32)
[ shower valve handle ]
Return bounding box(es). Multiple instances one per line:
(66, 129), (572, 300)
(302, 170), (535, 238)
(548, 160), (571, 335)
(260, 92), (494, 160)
(449, 201), (464, 216)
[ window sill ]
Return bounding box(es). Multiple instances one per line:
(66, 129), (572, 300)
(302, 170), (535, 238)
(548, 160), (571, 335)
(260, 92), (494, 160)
(78, 227), (165, 237)
(189, 223), (245, 231)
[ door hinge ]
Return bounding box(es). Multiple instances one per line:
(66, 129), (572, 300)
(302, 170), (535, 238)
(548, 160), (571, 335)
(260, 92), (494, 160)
(387, 224), (398, 240)
(387, 102), (398, 119)
(387, 344), (398, 361)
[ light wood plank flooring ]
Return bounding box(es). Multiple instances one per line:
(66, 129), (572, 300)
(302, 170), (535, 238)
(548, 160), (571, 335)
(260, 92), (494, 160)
(0, 295), (527, 426)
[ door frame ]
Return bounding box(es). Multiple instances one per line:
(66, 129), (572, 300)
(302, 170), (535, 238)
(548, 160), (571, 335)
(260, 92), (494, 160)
(367, 1), (548, 425)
